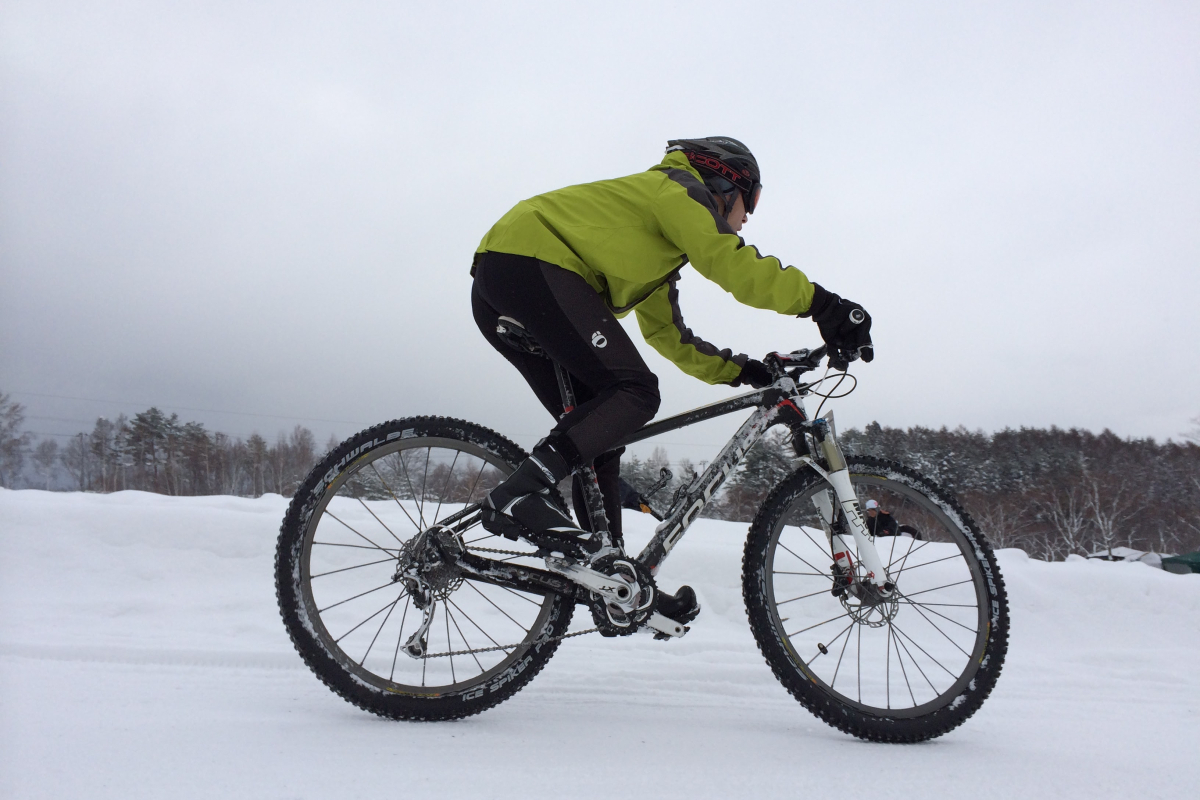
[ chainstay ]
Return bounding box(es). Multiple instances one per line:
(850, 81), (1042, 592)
(420, 625), (600, 659)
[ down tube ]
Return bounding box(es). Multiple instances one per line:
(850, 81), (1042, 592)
(637, 405), (779, 573)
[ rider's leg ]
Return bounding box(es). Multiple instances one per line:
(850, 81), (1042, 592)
(472, 253), (659, 550)
(571, 447), (624, 544)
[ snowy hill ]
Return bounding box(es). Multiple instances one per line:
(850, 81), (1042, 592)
(2, 489), (1198, 799)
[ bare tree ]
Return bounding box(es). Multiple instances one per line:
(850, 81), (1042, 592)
(0, 392), (33, 488)
(1036, 481), (1091, 559)
(1081, 467), (1144, 559)
(963, 493), (1030, 550)
(32, 439), (59, 490)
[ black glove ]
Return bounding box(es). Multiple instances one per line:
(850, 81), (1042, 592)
(732, 358), (774, 388)
(800, 283), (874, 370)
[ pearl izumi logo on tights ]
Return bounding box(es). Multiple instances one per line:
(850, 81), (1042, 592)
(591, 331), (608, 348)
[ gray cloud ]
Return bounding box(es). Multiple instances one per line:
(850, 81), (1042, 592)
(3, 0), (1198, 459)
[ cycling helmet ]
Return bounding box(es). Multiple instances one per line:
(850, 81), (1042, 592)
(665, 136), (762, 214)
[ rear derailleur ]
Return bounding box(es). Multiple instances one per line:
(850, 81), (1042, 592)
(392, 526), (465, 658)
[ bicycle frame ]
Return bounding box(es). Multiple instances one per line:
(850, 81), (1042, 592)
(437, 357), (893, 604)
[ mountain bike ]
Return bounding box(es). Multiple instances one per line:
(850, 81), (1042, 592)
(275, 333), (1009, 743)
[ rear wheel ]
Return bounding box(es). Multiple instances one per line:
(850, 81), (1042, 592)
(276, 416), (573, 720)
(742, 456), (1008, 742)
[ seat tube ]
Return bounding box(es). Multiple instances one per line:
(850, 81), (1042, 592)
(552, 362), (612, 548)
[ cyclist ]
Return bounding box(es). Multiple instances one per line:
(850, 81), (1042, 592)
(471, 137), (873, 622)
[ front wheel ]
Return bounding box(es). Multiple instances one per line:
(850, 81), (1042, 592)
(275, 416), (574, 721)
(742, 456), (1008, 742)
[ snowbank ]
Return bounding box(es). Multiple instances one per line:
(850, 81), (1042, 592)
(1, 489), (1198, 799)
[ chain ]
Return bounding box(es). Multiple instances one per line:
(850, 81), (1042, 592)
(420, 625), (600, 659)
(465, 545), (540, 558)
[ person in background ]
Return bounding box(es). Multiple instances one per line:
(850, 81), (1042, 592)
(865, 498), (899, 537)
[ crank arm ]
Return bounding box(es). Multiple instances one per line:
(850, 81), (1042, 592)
(643, 612), (688, 639)
(544, 557), (638, 610)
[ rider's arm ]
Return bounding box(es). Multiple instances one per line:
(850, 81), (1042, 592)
(653, 168), (817, 316)
(634, 279), (746, 385)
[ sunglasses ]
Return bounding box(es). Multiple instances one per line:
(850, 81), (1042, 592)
(709, 176), (763, 215)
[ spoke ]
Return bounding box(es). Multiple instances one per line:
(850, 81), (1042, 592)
(311, 556), (396, 579)
(886, 614), (892, 709)
(446, 604), (486, 674)
(772, 570), (832, 578)
(431, 449), (462, 525)
(857, 620), (862, 703)
(893, 552), (965, 577)
(777, 586), (840, 606)
(355, 495), (406, 547)
(445, 603), (456, 684)
(313, 540), (401, 554)
(891, 621), (960, 681)
(419, 447), (433, 529)
(497, 584), (543, 607)
(900, 597), (974, 658)
(398, 450), (428, 530)
(887, 539), (931, 572)
(889, 622), (918, 707)
(466, 581), (534, 631)
(787, 611), (851, 638)
(830, 618), (854, 690)
(900, 598), (979, 634)
(389, 595), (410, 682)
(890, 621), (939, 695)
(807, 620), (854, 664)
(794, 524), (835, 561)
(777, 539), (832, 578)
(359, 596), (401, 665)
(334, 596), (399, 644)
(896, 600), (978, 608)
(464, 458), (490, 506)
(369, 462), (423, 533)
(318, 579), (398, 614)
(902, 578), (975, 600)
(323, 510), (392, 554)
(449, 595), (517, 651)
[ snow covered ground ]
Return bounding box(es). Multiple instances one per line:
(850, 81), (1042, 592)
(1, 488), (1198, 799)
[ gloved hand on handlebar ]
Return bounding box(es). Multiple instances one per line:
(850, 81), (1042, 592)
(800, 283), (874, 370)
(732, 358), (774, 389)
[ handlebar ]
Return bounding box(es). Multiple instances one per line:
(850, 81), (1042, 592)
(764, 346), (829, 379)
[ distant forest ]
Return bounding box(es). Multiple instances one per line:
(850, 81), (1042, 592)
(620, 423), (1200, 561)
(3, 392), (1198, 560)
(0, 393), (324, 498)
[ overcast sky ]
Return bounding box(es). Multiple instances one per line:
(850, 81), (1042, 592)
(2, 0), (1198, 462)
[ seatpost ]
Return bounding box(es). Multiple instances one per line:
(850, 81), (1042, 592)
(554, 363), (577, 415)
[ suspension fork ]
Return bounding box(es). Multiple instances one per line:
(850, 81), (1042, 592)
(804, 415), (892, 591)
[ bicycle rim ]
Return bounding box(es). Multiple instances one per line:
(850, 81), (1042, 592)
(297, 435), (557, 695)
(763, 469), (992, 718)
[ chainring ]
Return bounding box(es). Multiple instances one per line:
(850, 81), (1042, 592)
(587, 554), (656, 637)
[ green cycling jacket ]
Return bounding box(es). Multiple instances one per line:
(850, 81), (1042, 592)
(475, 151), (816, 385)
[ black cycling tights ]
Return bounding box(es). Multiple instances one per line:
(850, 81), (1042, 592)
(472, 252), (661, 538)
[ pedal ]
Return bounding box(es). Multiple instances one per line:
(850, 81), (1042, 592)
(645, 612), (688, 639)
(480, 507), (523, 542)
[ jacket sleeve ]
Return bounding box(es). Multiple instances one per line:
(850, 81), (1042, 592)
(653, 168), (817, 316)
(634, 277), (746, 385)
